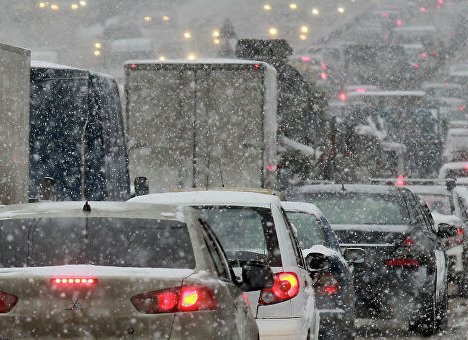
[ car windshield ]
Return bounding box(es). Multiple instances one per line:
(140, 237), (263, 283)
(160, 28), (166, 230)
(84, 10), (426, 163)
(418, 194), (452, 215)
(0, 217), (195, 269)
(295, 193), (408, 225)
(197, 206), (281, 267)
(285, 211), (325, 249)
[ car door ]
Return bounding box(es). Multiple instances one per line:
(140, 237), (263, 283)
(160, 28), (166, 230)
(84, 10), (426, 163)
(199, 220), (258, 340)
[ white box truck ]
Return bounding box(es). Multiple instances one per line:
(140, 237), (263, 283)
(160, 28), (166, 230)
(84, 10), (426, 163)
(0, 43), (30, 204)
(124, 60), (278, 193)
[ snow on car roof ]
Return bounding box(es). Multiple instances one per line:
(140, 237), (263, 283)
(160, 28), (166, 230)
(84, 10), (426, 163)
(129, 190), (282, 208)
(281, 201), (324, 217)
(422, 82), (462, 89)
(406, 185), (450, 195)
(0, 201), (188, 222)
(439, 162), (468, 178)
(347, 90), (426, 98)
(31, 60), (84, 71)
(125, 58), (273, 67)
(290, 184), (405, 195)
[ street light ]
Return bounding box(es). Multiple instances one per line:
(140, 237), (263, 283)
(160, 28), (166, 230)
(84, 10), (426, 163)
(159, 56), (166, 61)
(264, 4), (271, 11)
(162, 15), (170, 22)
(39, 2), (47, 8)
(50, 4), (59, 10)
(144, 16), (152, 24)
(269, 27), (278, 36)
(71, 3), (79, 10)
(289, 3), (298, 10)
(338, 7), (345, 14)
(300, 26), (308, 33)
(187, 53), (196, 61)
(312, 8), (319, 16)
(95, 42), (101, 49)
(184, 32), (192, 39)
(212, 30), (220, 38)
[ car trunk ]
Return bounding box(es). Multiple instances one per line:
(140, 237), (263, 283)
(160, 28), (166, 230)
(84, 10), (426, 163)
(332, 224), (413, 300)
(0, 266), (194, 339)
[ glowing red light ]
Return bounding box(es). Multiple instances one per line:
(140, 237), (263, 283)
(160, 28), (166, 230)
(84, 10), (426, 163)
(395, 19), (403, 27)
(458, 105), (466, 111)
(395, 175), (406, 187)
(259, 272), (299, 305)
(355, 88), (366, 93)
(320, 72), (327, 80)
(265, 164), (278, 172)
(300, 56), (312, 62)
(338, 92), (347, 102)
(464, 164), (468, 171)
(419, 6), (427, 13)
(52, 278), (97, 285)
(438, 0), (445, 4)
(381, 12), (390, 17)
(253, 64), (261, 70)
(402, 237), (416, 245)
(413, 63), (420, 70)
(157, 290), (178, 312)
(421, 52), (428, 59)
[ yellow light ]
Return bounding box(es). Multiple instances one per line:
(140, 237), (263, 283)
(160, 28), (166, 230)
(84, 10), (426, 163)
(94, 42), (101, 49)
(312, 8), (319, 15)
(184, 32), (192, 39)
(39, 2), (46, 8)
(159, 56), (166, 61)
(94, 50), (101, 57)
(289, 3), (298, 10)
(212, 30), (220, 38)
(50, 4), (59, 10)
(79, 1), (87, 6)
(338, 7), (345, 13)
(187, 53), (196, 61)
(181, 291), (199, 307)
(263, 4), (271, 11)
(144, 16), (152, 23)
(269, 27), (278, 36)
(71, 3), (79, 10)
(300, 26), (308, 33)
(299, 34), (307, 41)
(213, 38), (220, 45)
(162, 15), (170, 22)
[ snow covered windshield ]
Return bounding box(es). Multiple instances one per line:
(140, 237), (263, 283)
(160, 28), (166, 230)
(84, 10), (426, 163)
(298, 193), (408, 225)
(198, 206), (281, 267)
(0, 218), (195, 269)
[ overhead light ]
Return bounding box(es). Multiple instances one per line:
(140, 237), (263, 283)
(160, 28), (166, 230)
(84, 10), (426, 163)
(289, 3), (298, 10)
(269, 27), (278, 36)
(183, 32), (192, 39)
(338, 7), (345, 13)
(300, 26), (308, 33)
(264, 4), (271, 11)
(212, 30), (220, 38)
(94, 42), (101, 49)
(312, 8), (319, 16)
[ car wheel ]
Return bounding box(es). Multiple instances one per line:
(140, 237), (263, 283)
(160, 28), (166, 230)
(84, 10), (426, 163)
(410, 288), (437, 336)
(436, 283), (448, 331)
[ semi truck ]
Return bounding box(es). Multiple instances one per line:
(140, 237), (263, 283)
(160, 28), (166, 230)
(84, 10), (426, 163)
(30, 61), (130, 201)
(0, 43), (30, 204)
(124, 60), (278, 193)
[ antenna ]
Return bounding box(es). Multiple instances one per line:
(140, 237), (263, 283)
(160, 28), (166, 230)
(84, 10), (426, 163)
(341, 183), (346, 192)
(219, 163), (225, 188)
(83, 200), (91, 212)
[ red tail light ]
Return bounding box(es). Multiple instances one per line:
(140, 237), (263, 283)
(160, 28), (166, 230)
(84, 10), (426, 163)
(338, 91), (347, 102)
(259, 272), (299, 305)
(395, 175), (406, 187)
(456, 227), (464, 244)
(315, 273), (340, 296)
(51, 278), (97, 285)
(385, 258), (420, 267)
(131, 285), (218, 314)
(320, 72), (327, 80)
(0, 292), (18, 313)
(401, 237), (416, 246)
(421, 52), (428, 59)
(458, 105), (466, 111)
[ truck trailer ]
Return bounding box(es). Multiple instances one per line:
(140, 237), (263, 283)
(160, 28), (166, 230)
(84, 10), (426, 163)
(124, 59), (278, 192)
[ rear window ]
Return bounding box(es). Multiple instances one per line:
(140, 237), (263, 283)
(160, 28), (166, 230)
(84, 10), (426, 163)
(0, 218), (195, 269)
(285, 211), (325, 249)
(293, 193), (408, 225)
(197, 206), (281, 267)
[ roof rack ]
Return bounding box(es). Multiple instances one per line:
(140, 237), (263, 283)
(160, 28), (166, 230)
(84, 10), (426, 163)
(369, 178), (456, 191)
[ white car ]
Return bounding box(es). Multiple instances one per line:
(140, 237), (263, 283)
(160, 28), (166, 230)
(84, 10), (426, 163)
(130, 190), (320, 340)
(0, 201), (265, 339)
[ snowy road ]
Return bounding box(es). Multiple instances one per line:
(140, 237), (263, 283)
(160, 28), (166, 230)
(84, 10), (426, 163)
(356, 296), (468, 339)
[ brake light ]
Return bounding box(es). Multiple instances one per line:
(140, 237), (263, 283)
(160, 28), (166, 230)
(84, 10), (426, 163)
(0, 292), (17, 313)
(315, 273), (340, 296)
(402, 237), (416, 246)
(253, 64), (262, 70)
(385, 258), (420, 267)
(265, 164), (278, 172)
(421, 52), (428, 59)
(300, 56), (312, 62)
(395, 19), (403, 27)
(456, 227), (464, 244)
(458, 105), (466, 111)
(129, 64), (137, 69)
(320, 72), (327, 80)
(259, 272), (299, 305)
(338, 91), (347, 102)
(395, 175), (406, 187)
(51, 278), (97, 285)
(131, 285), (218, 314)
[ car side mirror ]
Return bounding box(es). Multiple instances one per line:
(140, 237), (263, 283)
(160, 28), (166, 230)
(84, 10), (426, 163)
(343, 247), (365, 265)
(305, 252), (330, 272)
(437, 223), (458, 239)
(240, 262), (274, 292)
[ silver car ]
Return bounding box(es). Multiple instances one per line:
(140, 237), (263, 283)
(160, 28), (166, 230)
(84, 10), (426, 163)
(0, 201), (267, 339)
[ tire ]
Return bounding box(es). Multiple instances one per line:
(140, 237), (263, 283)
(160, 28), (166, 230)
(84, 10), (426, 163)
(436, 284), (449, 331)
(410, 290), (438, 336)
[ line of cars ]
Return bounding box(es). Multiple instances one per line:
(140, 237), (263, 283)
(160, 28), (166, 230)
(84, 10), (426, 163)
(0, 181), (460, 338)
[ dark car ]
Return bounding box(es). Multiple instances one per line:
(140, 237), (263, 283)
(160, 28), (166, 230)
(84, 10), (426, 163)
(282, 201), (357, 340)
(288, 184), (450, 336)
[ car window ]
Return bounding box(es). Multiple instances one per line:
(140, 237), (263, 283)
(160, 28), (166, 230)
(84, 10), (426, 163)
(296, 192), (409, 225)
(418, 193), (452, 215)
(280, 208), (305, 268)
(320, 217), (342, 252)
(198, 206), (281, 267)
(285, 211), (326, 249)
(0, 217), (195, 268)
(199, 219), (231, 281)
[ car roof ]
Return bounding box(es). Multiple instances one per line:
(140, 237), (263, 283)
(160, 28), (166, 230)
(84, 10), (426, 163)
(129, 190), (281, 208)
(405, 185), (450, 195)
(281, 201), (324, 218)
(0, 201), (189, 222)
(289, 184), (407, 195)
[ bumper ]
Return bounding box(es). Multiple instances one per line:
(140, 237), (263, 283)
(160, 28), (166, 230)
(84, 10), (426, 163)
(257, 318), (308, 340)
